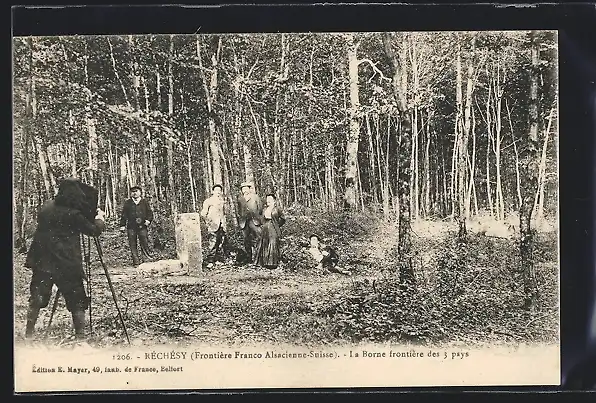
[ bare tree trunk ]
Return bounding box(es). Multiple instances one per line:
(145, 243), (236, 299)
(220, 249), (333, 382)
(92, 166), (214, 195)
(166, 34), (178, 219)
(411, 109), (419, 220)
(204, 137), (213, 194)
(248, 99), (267, 189)
(424, 112), (432, 217)
(325, 142), (336, 211)
(127, 41), (150, 207)
(343, 33), (361, 211)
(374, 114), (390, 220)
(86, 117), (98, 186)
(383, 32), (415, 289)
(151, 49), (161, 202)
(534, 107), (555, 219)
(410, 40), (420, 220)
(291, 130), (298, 203)
(119, 154), (128, 200)
(107, 139), (117, 218)
(384, 114), (391, 220)
(107, 37), (131, 109)
(142, 76), (159, 213)
(470, 106), (479, 216)
(365, 113), (378, 204)
(494, 64), (505, 220)
(462, 36), (476, 222)
(506, 98), (523, 210)
(272, 33), (289, 204)
(441, 142), (449, 217)
(519, 31), (541, 312)
(455, 35), (466, 238)
(197, 35), (223, 188)
(243, 143), (255, 184)
(126, 152), (134, 190)
(231, 59), (243, 191)
(69, 140), (77, 178)
(16, 37), (35, 248)
(33, 138), (52, 199)
(180, 88), (197, 212)
(28, 52), (55, 200)
(486, 74), (494, 217)
(357, 157), (365, 211)
(232, 104), (242, 184)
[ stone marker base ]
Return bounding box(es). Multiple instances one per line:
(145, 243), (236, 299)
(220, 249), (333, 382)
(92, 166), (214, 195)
(136, 259), (186, 277)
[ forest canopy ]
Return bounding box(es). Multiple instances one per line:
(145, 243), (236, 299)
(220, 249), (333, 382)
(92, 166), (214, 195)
(13, 30), (558, 240)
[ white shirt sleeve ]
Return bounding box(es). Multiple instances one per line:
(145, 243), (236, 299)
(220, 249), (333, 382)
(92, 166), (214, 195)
(309, 247), (324, 263)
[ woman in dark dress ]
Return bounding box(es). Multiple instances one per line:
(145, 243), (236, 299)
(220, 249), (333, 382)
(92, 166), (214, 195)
(255, 194), (286, 269)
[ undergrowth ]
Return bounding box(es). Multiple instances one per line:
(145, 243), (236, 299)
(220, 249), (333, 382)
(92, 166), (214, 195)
(310, 231), (559, 346)
(13, 207), (559, 348)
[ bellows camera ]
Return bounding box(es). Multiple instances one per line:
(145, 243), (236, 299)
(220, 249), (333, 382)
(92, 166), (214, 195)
(78, 182), (99, 222)
(57, 178), (99, 223)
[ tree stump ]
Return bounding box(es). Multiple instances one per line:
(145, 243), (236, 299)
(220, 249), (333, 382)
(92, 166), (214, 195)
(175, 213), (203, 275)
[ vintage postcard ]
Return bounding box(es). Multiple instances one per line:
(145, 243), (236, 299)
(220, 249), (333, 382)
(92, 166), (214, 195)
(13, 30), (560, 392)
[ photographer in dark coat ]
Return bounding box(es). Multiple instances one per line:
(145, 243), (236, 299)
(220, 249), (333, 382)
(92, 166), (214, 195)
(119, 186), (154, 266)
(24, 178), (106, 339)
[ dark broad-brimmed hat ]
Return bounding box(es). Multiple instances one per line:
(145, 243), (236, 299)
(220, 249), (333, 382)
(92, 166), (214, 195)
(130, 185), (142, 192)
(212, 184), (223, 191)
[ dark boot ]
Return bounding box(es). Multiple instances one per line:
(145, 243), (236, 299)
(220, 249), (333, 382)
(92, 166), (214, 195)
(72, 311), (86, 339)
(25, 306), (40, 338)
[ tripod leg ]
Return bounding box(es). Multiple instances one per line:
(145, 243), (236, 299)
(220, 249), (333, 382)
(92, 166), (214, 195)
(44, 290), (61, 338)
(93, 237), (131, 344)
(25, 306), (40, 338)
(85, 236), (93, 336)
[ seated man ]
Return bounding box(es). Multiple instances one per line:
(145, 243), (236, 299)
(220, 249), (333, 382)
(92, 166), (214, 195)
(307, 234), (351, 276)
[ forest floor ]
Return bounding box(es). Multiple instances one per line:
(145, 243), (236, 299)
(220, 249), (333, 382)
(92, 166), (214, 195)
(13, 211), (559, 350)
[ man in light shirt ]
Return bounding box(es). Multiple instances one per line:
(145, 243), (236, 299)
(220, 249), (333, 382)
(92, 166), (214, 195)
(201, 184), (227, 266)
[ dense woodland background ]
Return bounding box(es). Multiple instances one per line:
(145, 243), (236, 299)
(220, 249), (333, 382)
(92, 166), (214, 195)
(13, 31), (558, 315)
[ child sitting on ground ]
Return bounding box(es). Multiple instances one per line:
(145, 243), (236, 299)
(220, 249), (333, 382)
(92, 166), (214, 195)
(307, 234), (351, 276)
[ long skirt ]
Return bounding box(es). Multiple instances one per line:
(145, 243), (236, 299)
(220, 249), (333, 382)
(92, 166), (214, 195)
(256, 219), (281, 268)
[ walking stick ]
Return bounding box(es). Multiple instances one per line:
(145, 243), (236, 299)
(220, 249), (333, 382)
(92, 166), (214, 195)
(92, 236), (131, 344)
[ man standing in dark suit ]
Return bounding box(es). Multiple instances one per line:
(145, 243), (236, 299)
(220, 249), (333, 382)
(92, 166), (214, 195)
(236, 182), (263, 263)
(119, 186), (154, 266)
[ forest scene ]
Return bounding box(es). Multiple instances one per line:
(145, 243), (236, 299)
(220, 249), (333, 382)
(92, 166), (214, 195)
(12, 30), (559, 349)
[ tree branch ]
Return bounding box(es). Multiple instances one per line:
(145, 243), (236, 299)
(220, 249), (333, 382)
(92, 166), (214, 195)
(358, 58), (392, 83)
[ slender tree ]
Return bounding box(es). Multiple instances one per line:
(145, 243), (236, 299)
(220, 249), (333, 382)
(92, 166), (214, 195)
(519, 31), (541, 311)
(382, 32), (415, 288)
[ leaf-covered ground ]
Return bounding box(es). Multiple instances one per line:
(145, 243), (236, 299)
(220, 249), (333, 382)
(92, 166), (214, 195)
(13, 212), (559, 349)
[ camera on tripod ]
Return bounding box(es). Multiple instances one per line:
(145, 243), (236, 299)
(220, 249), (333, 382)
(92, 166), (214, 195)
(43, 178), (130, 344)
